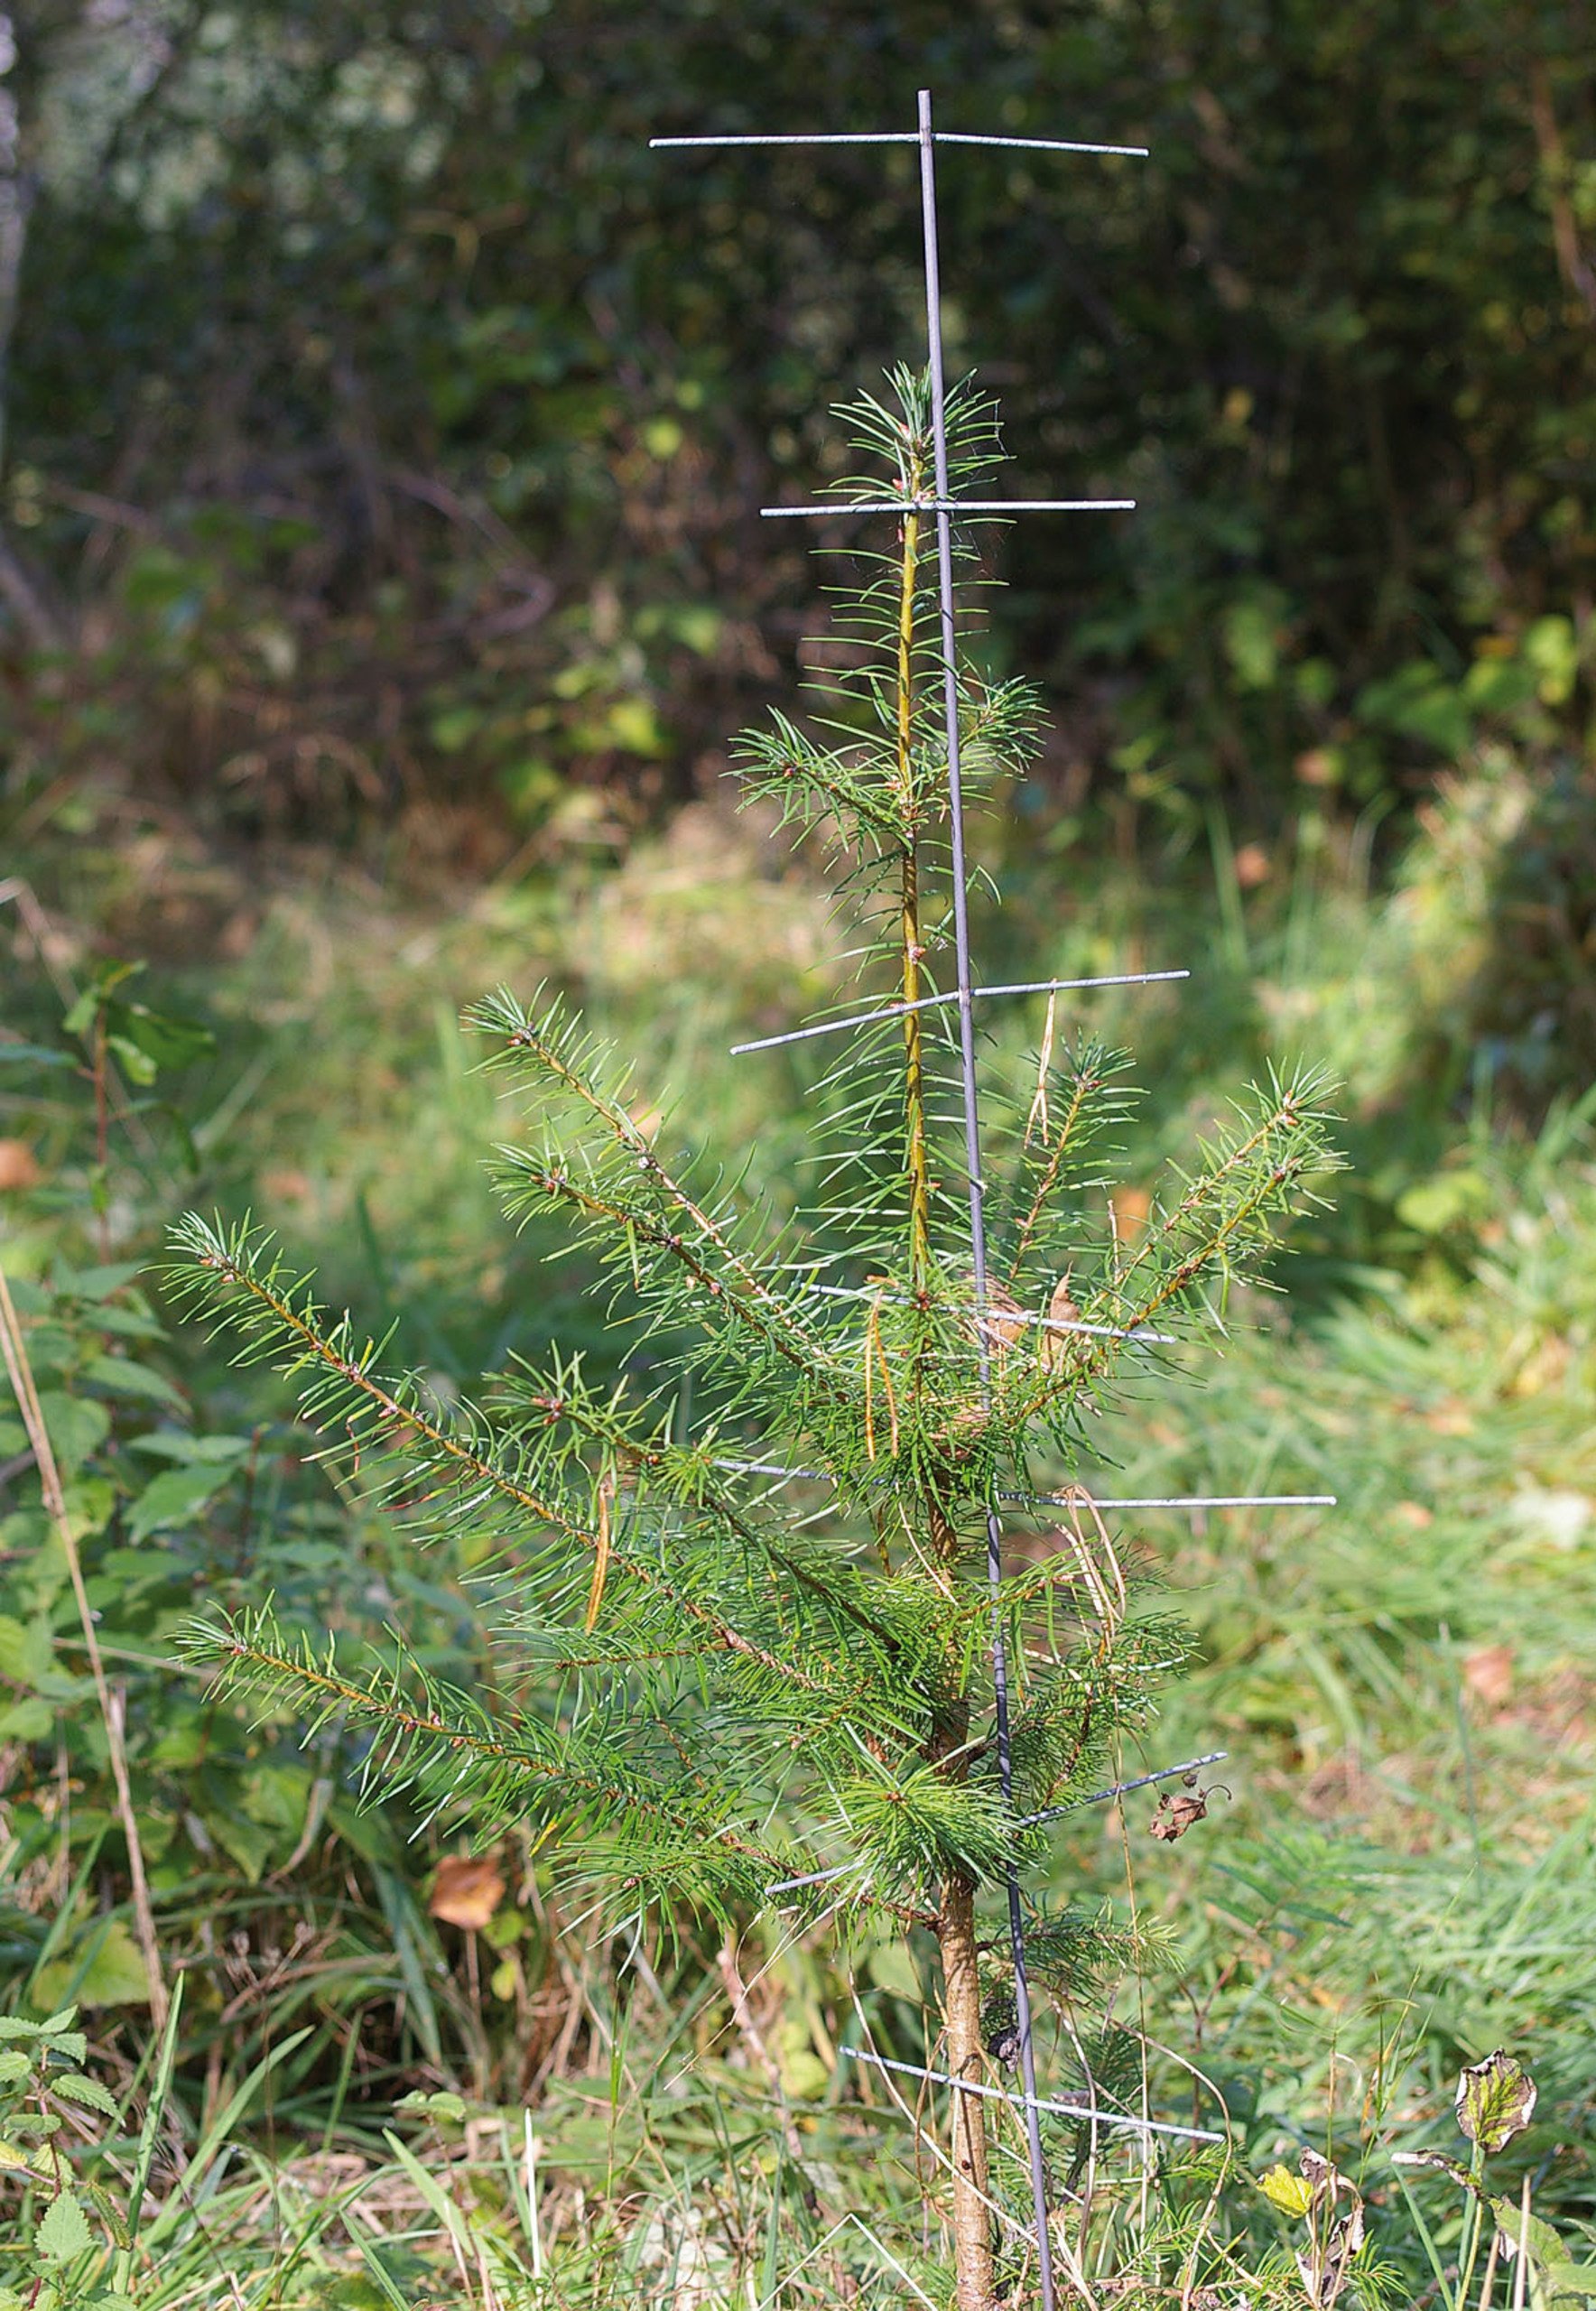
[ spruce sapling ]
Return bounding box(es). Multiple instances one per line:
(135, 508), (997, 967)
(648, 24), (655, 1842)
(172, 368), (1337, 2311)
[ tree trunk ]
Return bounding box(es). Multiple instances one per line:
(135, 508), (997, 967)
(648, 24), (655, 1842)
(939, 1870), (997, 2311)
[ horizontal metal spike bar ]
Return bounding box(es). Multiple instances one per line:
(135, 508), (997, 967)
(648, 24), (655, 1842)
(729, 969), (1189, 1055)
(1013, 1750), (1229, 1831)
(651, 133), (1147, 157)
(802, 1282), (1175, 1345)
(1006, 1490), (1337, 1510)
(843, 2050), (1222, 2142)
(759, 497), (1135, 517)
(768, 1858), (858, 1895)
(713, 1460), (1330, 1511)
(979, 1312), (1178, 1346)
(766, 1752), (1229, 1894)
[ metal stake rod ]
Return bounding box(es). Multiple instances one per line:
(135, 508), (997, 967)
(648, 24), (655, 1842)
(917, 87), (1057, 2311)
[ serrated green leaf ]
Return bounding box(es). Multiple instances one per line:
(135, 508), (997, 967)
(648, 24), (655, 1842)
(0, 2049), (32, 2083)
(51, 2072), (119, 2119)
(0, 2138), (51, 2180)
(35, 2186), (96, 2262)
(78, 2180), (133, 2251)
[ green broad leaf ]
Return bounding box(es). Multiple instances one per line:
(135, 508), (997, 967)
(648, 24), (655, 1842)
(1258, 2162), (1316, 2218)
(81, 1354), (185, 1412)
(32, 1921), (151, 2012)
(395, 2090), (468, 2126)
(63, 963), (143, 1038)
(32, 1393), (111, 1475)
(0, 1697), (54, 1741)
(51, 2072), (119, 2119)
(241, 1763), (311, 1834)
(51, 1264), (145, 1304)
(106, 1001), (214, 1073)
(201, 1805), (277, 1883)
(1489, 2198), (1573, 2269)
(1458, 2050), (1537, 2153)
(0, 2049), (32, 2083)
(0, 2017), (44, 2042)
(0, 1613), (57, 1693)
(61, 1477), (117, 1542)
(125, 1463), (233, 1541)
(34, 2186), (96, 2263)
(129, 1429), (254, 1465)
(105, 1033), (157, 1086)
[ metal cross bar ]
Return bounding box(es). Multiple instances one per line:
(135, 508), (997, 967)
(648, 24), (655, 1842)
(760, 497), (1135, 517)
(715, 1460), (1333, 1514)
(1013, 1750), (1229, 1830)
(729, 969), (1187, 1055)
(844, 2049), (1224, 2142)
(766, 1751), (1230, 1894)
(1010, 1489), (1336, 1511)
(784, 1280), (1180, 1344)
(652, 132), (1147, 157)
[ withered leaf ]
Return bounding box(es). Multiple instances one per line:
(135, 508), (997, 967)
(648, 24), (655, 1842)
(1296, 2200), (1365, 2308)
(429, 1852), (506, 1932)
(1456, 2050), (1537, 2155)
(1150, 1789), (1210, 1842)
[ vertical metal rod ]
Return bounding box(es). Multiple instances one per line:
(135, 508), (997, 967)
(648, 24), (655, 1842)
(917, 87), (1058, 2311)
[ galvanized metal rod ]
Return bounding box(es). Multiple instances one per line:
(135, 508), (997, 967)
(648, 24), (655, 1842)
(650, 131), (1147, 157)
(846, 2048), (1223, 2142)
(760, 497), (1135, 517)
(1013, 1750), (1229, 1831)
(728, 968), (1188, 1056)
(918, 86), (1057, 2311)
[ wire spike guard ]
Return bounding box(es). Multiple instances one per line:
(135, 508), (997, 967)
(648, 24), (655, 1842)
(651, 131), (1147, 158)
(843, 2050), (1223, 2143)
(728, 969), (1188, 1055)
(1013, 1750), (1230, 1831)
(713, 1461), (1334, 1512)
(1009, 1489), (1337, 1511)
(654, 83), (1165, 2306)
(759, 497), (1136, 517)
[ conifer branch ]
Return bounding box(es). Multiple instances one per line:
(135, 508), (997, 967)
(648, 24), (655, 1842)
(172, 1220), (845, 1699)
(190, 1614), (792, 1877)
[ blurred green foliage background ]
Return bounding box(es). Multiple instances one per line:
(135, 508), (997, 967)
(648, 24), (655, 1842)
(4, 0), (1592, 878)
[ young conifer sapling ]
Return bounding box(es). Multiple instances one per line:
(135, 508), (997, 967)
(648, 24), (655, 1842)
(174, 371), (1336, 2311)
